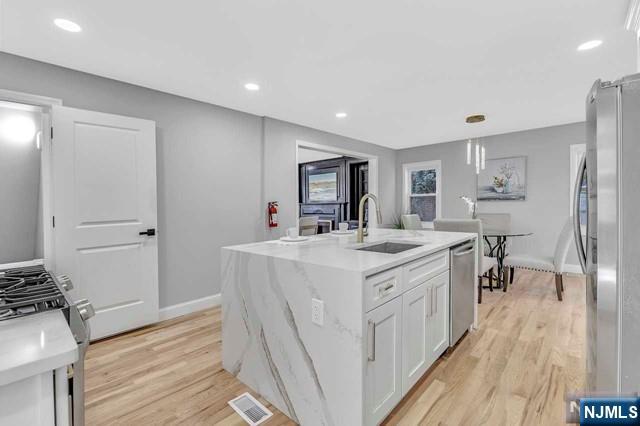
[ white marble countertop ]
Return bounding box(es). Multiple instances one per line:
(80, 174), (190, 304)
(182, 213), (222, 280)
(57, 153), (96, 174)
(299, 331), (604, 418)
(223, 228), (476, 276)
(0, 311), (78, 386)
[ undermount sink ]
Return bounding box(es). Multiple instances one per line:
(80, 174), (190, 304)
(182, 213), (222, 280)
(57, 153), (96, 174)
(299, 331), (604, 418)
(355, 241), (423, 254)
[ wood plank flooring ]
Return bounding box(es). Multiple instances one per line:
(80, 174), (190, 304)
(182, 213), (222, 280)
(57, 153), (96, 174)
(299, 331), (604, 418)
(85, 270), (585, 425)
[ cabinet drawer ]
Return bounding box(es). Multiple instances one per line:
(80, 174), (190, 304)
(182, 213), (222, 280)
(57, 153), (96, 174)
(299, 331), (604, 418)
(364, 267), (403, 312)
(403, 250), (450, 291)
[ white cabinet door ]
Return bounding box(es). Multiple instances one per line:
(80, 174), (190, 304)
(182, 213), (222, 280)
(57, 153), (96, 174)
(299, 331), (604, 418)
(401, 282), (429, 395)
(365, 296), (403, 426)
(52, 106), (159, 339)
(428, 271), (450, 362)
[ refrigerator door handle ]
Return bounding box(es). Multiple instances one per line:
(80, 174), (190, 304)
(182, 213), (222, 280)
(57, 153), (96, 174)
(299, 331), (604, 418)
(573, 153), (587, 274)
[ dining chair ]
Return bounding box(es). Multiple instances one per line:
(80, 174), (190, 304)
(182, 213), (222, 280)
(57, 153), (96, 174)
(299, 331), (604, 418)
(401, 214), (423, 230)
(433, 219), (498, 303)
(476, 213), (511, 235)
(476, 213), (514, 281)
(298, 216), (319, 236)
(503, 217), (574, 301)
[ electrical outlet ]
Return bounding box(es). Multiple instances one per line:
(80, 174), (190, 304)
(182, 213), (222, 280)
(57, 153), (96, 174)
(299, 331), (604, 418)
(311, 298), (324, 326)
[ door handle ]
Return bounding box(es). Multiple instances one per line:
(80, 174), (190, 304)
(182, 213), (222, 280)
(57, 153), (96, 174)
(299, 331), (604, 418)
(367, 320), (376, 362)
(139, 228), (156, 236)
(453, 246), (474, 257)
(432, 287), (437, 315)
(426, 287), (432, 318)
(573, 154), (587, 273)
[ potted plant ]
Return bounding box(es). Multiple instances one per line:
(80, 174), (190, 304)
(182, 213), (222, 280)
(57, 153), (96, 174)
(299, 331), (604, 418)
(390, 214), (404, 229)
(498, 163), (516, 193)
(460, 196), (477, 218)
(493, 176), (505, 193)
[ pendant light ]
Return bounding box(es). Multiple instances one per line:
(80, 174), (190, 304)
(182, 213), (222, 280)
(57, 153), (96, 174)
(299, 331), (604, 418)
(465, 114), (487, 174)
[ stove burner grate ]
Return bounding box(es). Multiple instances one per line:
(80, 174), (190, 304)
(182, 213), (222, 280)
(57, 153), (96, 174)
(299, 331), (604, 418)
(0, 265), (68, 321)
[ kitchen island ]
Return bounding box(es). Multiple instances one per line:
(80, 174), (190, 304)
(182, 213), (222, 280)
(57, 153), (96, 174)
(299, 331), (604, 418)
(221, 228), (477, 425)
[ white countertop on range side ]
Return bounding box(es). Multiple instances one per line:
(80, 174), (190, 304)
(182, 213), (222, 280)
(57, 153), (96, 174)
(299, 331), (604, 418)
(222, 228), (477, 276)
(0, 310), (78, 386)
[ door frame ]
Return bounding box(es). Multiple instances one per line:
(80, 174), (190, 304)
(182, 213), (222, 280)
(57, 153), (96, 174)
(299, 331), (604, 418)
(0, 89), (62, 269)
(295, 140), (380, 228)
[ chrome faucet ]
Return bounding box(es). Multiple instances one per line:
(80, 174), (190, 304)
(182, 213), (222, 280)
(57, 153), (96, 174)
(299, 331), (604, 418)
(357, 193), (382, 243)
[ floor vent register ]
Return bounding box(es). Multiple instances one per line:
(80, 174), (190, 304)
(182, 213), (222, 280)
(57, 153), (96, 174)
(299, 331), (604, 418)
(228, 392), (273, 425)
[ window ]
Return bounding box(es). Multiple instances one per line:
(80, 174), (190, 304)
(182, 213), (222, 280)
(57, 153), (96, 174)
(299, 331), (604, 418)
(403, 160), (441, 228)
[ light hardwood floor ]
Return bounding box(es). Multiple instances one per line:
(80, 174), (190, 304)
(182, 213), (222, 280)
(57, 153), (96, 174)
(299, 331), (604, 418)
(85, 270), (585, 425)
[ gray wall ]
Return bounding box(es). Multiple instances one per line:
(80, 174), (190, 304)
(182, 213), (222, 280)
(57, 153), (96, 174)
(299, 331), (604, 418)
(0, 52), (395, 306)
(396, 123), (585, 265)
(0, 104), (43, 263)
(263, 118), (396, 240)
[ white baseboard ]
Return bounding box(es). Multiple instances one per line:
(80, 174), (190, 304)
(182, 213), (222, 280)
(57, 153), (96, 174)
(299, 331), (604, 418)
(159, 293), (221, 321)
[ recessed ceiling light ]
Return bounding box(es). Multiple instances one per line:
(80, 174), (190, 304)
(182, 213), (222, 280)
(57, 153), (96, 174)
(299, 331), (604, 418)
(244, 83), (260, 91)
(465, 114), (486, 124)
(577, 40), (602, 51)
(54, 18), (82, 33)
(335, 112), (347, 118)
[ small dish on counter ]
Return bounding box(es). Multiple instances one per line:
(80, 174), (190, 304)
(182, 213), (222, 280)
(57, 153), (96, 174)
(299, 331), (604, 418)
(279, 236), (310, 243)
(330, 230), (355, 235)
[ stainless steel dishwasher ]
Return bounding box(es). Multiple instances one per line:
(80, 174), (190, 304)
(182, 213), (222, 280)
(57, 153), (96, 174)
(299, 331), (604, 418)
(449, 240), (476, 346)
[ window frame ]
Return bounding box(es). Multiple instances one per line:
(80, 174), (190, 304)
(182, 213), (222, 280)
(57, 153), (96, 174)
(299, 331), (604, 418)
(402, 160), (442, 229)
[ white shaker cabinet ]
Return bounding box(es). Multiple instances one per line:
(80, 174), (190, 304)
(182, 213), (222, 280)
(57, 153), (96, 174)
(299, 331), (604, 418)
(401, 281), (430, 395)
(428, 270), (450, 363)
(400, 270), (450, 396)
(364, 296), (403, 426)
(365, 261), (451, 425)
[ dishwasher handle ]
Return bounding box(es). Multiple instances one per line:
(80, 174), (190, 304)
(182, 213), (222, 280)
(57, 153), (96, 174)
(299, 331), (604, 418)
(452, 243), (475, 257)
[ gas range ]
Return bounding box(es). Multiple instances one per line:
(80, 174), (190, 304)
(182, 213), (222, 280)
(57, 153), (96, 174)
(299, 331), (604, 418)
(0, 264), (93, 425)
(0, 265), (69, 321)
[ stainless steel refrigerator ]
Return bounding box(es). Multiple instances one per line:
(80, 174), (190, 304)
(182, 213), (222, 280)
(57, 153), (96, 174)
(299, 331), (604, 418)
(574, 74), (640, 393)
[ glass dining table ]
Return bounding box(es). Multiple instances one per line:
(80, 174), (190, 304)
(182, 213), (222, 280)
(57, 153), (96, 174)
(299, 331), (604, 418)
(483, 229), (533, 291)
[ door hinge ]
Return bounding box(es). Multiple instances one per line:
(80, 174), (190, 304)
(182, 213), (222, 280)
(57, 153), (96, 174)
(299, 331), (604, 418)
(52, 216), (55, 228)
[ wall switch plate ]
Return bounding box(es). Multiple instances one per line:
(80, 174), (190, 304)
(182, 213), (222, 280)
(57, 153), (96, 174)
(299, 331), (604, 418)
(311, 298), (324, 326)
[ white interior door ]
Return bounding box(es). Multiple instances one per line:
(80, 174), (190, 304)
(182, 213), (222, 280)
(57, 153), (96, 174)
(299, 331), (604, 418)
(52, 106), (159, 340)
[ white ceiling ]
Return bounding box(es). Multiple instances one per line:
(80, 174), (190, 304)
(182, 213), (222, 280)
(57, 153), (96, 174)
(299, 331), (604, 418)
(0, 0), (636, 148)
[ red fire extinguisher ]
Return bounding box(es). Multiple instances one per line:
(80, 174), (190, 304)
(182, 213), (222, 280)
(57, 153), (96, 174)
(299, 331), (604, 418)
(268, 201), (278, 228)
